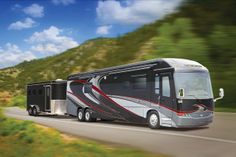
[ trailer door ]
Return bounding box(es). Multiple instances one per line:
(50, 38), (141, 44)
(45, 86), (51, 111)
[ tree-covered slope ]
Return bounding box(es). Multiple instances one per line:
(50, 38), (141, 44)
(0, 0), (235, 109)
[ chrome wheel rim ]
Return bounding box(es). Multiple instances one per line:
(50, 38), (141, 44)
(85, 112), (90, 121)
(33, 108), (37, 115)
(28, 108), (32, 114)
(149, 114), (158, 127)
(78, 111), (83, 120)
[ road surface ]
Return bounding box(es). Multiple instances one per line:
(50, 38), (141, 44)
(4, 107), (236, 157)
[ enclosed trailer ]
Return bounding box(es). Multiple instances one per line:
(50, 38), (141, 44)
(26, 80), (67, 116)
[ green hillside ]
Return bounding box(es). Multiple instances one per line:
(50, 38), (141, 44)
(0, 0), (236, 109)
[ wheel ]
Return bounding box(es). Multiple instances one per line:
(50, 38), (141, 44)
(147, 111), (160, 129)
(77, 109), (84, 121)
(84, 109), (96, 122)
(32, 107), (38, 116)
(85, 109), (92, 122)
(28, 107), (32, 116)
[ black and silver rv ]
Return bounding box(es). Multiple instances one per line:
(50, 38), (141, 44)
(27, 58), (224, 129)
(66, 58), (223, 128)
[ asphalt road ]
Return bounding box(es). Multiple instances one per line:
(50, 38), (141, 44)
(4, 107), (236, 157)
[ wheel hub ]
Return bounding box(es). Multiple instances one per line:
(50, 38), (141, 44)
(85, 112), (90, 120)
(150, 114), (158, 126)
(78, 112), (82, 119)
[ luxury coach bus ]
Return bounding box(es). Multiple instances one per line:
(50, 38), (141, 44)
(66, 58), (224, 129)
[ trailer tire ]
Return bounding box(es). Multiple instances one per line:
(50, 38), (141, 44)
(32, 106), (38, 116)
(28, 107), (33, 116)
(147, 111), (160, 129)
(77, 109), (84, 122)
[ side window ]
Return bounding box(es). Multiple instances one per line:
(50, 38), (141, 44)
(162, 76), (170, 97)
(155, 75), (160, 94)
(123, 81), (130, 89)
(133, 76), (147, 89)
(28, 89), (31, 95)
(38, 89), (42, 95)
(32, 89), (36, 95)
(46, 88), (50, 96)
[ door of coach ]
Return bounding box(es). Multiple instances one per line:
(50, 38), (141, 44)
(152, 71), (175, 118)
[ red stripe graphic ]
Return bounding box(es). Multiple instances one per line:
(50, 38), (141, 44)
(72, 80), (139, 116)
(92, 85), (139, 116)
(67, 91), (106, 114)
(71, 80), (211, 115)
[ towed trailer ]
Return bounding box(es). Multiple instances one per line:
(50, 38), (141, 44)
(26, 79), (67, 116)
(27, 58), (224, 129)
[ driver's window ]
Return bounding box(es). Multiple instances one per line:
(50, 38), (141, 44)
(162, 76), (170, 97)
(155, 74), (160, 95)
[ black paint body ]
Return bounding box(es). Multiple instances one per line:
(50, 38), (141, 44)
(26, 81), (67, 112)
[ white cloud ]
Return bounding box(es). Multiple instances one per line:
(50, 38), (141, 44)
(26, 26), (79, 55)
(0, 43), (36, 69)
(8, 18), (36, 30)
(23, 4), (44, 18)
(96, 0), (182, 25)
(52, 0), (76, 6)
(96, 25), (112, 35)
(11, 4), (22, 10)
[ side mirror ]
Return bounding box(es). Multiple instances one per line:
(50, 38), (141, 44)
(219, 88), (224, 98)
(84, 83), (92, 93)
(178, 88), (185, 98)
(214, 88), (224, 102)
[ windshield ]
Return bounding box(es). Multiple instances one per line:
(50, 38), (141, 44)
(174, 72), (213, 99)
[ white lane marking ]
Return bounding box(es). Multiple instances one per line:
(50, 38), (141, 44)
(5, 112), (236, 145)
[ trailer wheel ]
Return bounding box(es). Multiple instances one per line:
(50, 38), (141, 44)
(147, 111), (160, 129)
(32, 107), (38, 116)
(77, 109), (84, 121)
(28, 107), (32, 116)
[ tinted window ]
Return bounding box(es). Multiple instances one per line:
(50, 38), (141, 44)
(38, 89), (42, 95)
(28, 90), (31, 95)
(155, 75), (160, 94)
(162, 76), (170, 97)
(123, 81), (130, 89)
(33, 89), (36, 95)
(133, 77), (147, 89)
(46, 88), (50, 96)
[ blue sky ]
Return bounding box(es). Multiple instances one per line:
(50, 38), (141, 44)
(0, 0), (181, 69)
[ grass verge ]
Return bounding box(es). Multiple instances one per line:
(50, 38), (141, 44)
(215, 107), (236, 113)
(0, 108), (166, 157)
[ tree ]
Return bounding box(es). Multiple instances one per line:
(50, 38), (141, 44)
(153, 18), (208, 63)
(208, 25), (236, 64)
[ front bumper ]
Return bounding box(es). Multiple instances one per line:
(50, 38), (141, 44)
(174, 112), (213, 128)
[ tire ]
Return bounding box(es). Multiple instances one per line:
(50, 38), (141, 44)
(28, 107), (32, 116)
(84, 109), (96, 122)
(147, 111), (160, 129)
(77, 109), (84, 121)
(32, 107), (38, 116)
